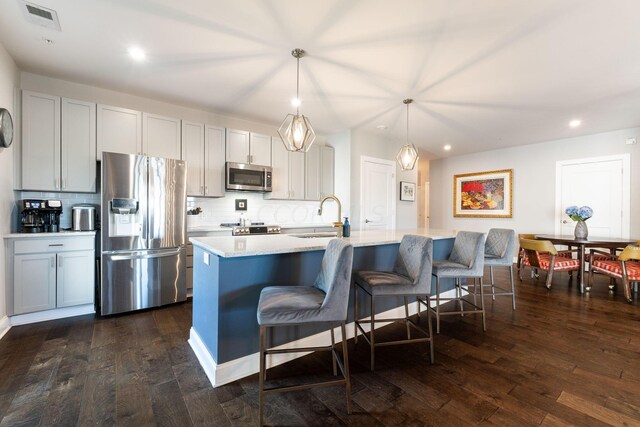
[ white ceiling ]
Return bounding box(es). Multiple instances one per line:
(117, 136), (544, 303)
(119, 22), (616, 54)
(2, 0), (640, 158)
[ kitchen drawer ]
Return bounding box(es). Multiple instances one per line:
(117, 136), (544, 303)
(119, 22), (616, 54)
(14, 237), (95, 255)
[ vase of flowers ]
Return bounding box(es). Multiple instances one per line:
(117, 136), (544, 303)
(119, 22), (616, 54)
(565, 205), (593, 240)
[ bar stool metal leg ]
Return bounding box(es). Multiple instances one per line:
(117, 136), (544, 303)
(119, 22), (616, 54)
(354, 285), (359, 344)
(435, 276), (441, 334)
(259, 325), (266, 426)
(330, 326), (337, 376)
(479, 277), (486, 331)
(509, 265), (516, 309)
(370, 296), (376, 371)
(404, 296), (411, 340)
(340, 322), (352, 414)
(425, 296), (434, 363)
(490, 266), (496, 300)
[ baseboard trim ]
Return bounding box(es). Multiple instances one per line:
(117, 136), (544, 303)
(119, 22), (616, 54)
(9, 304), (95, 326)
(0, 316), (11, 341)
(193, 288), (460, 388)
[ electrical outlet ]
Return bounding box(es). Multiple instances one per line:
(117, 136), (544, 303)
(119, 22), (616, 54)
(203, 252), (209, 265)
(235, 199), (248, 211)
(625, 137), (636, 145)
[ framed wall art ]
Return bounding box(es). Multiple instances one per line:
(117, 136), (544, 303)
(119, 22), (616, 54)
(453, 169), (513, 218)
(400, 181), (416, 202)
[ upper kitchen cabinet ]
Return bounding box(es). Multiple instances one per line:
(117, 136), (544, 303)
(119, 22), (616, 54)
(142, 113), (181, 159)
(226, 129), (272, 166)
(97, 104), (142, 160)
(21, 91), (96, 192)
(305, 144), (335, 201)
(182, 122), (225, 197)
(265, 139), (305, 200)
(320, 145), (335, 198)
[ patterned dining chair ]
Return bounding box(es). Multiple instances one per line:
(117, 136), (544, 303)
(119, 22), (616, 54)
(518, 238), (580, 289)
(588, 245), (640, 303)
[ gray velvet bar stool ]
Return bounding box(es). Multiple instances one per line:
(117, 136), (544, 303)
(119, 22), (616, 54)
(353, 235), (434, 371)
(470, 228), (517, 309)
(430, 231), (487, 333)
(257, 239), (354, 426)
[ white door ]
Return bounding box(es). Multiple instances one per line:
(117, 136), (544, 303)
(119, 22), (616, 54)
(361, 156), (396, 230)
(557, 155), (629, 238)
(422, 182), (431, 229)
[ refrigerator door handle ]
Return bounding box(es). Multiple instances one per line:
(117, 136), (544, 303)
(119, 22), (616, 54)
(107, 248), (183, 261)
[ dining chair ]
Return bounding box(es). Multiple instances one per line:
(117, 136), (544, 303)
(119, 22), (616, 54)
(518, 238), (580, 289)
(470, 228), (516, 309)
(353, 235), (434, 371)
(517, 233), (537, 279)
(430, 231), (487, 333)
(257, 239), (354, 425)
(588, 245), (640, 303)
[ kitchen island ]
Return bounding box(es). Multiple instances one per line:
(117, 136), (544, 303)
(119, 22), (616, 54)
(189, 229), (457, 387)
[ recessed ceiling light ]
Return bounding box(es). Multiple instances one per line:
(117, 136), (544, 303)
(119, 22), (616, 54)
(375, 125), (387, 130)
(128, 46), (146, 61)
(291, 97), (301, 107)
(569, 119), (581, 128)
(443, 144), (451, 151)
(42, 37), (54, 45)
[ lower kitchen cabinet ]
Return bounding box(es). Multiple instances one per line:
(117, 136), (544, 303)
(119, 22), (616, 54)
(5, 234), (96, 316)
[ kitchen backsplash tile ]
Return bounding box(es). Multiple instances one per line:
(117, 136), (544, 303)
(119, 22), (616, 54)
(17, 191), (100, 230)
(15, 190), (339, 231)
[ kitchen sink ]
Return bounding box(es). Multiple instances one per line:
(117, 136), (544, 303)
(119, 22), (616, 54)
(290, 232), (338, 238)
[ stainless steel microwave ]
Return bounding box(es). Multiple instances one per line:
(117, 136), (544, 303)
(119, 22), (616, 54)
(225, 162), (272, 192)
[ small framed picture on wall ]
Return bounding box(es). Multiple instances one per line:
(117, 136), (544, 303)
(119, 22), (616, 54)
(400, 181), (416, 202)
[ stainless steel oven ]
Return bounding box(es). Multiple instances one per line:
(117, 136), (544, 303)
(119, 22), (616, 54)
(225, 162), (272, 192)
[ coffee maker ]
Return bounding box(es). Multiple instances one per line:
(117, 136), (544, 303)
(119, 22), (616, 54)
(20, 200), (63, 233)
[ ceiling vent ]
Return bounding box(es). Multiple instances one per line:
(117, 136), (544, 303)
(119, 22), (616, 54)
(21, 1), (62, 31)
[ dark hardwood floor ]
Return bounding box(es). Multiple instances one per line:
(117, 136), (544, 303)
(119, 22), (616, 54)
(1, 268), (639, 426)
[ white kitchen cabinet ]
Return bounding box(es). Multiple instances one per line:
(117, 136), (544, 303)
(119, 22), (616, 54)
(226, 129), (272, 166)
(305, 144), (321, 200)
(182, 122), (225, 197)
(182, 121), (206, 196)
(57, 251), (95, 307)
(143, 113), (181, 159)
(6, 234), (96, 316)
(62, 98), (96, 192)
(204, 125), (226, 197)
(320, 145), (335, 198)
(13, 253), (57, 314)
(249, 133), (272, 166)
(265, 140), (305, 200)
(97, 104), (142, 160)
(22, 91), (60, 191)
(21, 91), (96, 192)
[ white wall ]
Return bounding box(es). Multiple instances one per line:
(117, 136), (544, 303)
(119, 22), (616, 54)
(0, 43), (19, 328)
(349, 129), (418, 230)
(430, 127), (640, 238)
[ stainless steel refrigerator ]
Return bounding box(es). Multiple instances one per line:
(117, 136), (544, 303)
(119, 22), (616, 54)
(100, 152), (187, 315)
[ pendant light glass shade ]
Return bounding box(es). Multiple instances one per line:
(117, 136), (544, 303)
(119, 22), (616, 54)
(278, 49), (316, 152)
(396, 98), (418, 171)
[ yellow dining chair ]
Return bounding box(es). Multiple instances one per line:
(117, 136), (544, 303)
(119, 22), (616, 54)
(588, 245), (640, 303)
(519, 238), (581, 289)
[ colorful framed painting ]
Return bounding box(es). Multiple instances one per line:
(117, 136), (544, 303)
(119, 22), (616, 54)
(453, 169), (513, 218)
(400, 181), (416, 201)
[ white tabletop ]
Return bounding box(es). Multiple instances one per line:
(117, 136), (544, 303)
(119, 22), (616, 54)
(190, 228), (457, 258)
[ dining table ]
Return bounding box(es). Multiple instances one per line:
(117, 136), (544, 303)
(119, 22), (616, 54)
(534, 234), (638, 294)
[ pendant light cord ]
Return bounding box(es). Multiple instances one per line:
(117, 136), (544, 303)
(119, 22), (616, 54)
(406, 102), (409, 143)
(296, 56), (300, 115)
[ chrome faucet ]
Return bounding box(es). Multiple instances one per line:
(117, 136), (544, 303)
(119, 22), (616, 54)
(318, 195), (344, 237)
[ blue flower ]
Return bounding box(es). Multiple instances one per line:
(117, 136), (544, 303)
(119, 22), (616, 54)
(565, 206), (578, 215)
(577, 206), (593, 220)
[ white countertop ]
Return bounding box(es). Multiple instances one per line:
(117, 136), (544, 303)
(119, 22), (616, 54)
(190, 228), (457, 258)
(4, 231), (97, 239)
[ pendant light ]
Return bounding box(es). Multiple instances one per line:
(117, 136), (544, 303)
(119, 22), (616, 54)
(278, 48), (316, 152)
(396, 98), (419, 171)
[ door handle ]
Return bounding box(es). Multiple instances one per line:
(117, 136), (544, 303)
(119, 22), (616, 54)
(365, 219), (373, 223)
(562, 220), (568, 224)
(107, 248), (183, 261)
